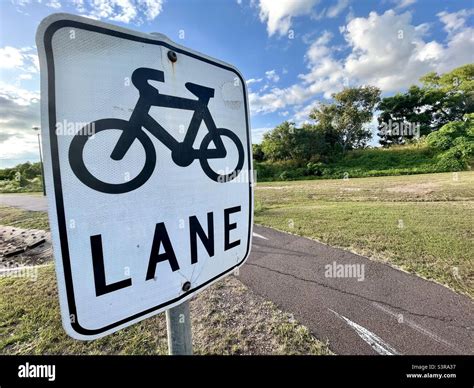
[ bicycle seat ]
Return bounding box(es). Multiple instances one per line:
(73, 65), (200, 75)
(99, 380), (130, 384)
(185, 82), (215, 99)
(132, 68), (165, 96)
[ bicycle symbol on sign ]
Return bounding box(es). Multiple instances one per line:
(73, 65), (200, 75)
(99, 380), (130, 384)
(68, 67), (245, 194)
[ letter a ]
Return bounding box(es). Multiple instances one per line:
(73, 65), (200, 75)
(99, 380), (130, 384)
(146, 223), (180, 280)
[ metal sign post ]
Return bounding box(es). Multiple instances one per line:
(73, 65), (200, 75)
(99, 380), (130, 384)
(166, 301), (193, 355)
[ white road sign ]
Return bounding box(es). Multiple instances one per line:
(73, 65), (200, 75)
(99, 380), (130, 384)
(36, 13), (253, 340)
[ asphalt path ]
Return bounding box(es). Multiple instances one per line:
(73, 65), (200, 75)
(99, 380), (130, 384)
(1, 194), (472, 354)
(243, 225), (473, 355)
(0, 194), (48, 212)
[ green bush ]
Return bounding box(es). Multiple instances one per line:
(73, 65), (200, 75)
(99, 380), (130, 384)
(253, 140), (469, 182)
(279, 170), (302, 181)
(427, 122), (467, 151)
(306, 162), (324, 176)
(436, 143), (473, 171)
(0, 162), (44, 193)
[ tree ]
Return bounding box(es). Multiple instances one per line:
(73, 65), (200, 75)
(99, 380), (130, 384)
(252, 143), (265, 161)
(0, 162), (42, 182)
(378, 64), (474, 146)
(261, 121), (325, 162)
(426, 113), (474, 151)
(426, 113), (474, 170)
(310, 86), (381, 153)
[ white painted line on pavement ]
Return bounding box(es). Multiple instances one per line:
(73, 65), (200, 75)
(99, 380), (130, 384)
(329, 309), (400, 355)
(372, 302), (460, 353)
(253, 232), (268, 240)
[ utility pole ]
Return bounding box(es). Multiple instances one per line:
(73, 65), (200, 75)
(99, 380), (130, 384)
(32, 126), (46, 196)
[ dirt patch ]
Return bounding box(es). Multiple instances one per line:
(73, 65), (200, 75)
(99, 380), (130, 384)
(0, 225), (52, 269)
(340, 188), (362, 192)
(384, 182), (439, 195)
(257, 186), (287, 190)
(192, 274), (331, 354)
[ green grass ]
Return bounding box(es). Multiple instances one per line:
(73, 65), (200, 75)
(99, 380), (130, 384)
(0, 203), (331, 355)
(0, 266), (330, 355)
(255, 171), (474, 297)
(0, 266), (168, 355)
(0, 206), (49, 230)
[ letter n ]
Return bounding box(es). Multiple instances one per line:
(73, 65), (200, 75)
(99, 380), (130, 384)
(189, 212), (214, 264)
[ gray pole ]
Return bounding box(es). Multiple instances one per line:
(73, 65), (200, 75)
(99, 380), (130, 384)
(166, 300), (193, 355)
(37, 133), (46, 196)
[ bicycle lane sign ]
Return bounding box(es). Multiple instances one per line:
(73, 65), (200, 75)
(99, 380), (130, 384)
(36, 13), (253, 340)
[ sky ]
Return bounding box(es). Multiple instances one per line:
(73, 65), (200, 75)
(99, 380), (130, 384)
(0, 0), (473, 167)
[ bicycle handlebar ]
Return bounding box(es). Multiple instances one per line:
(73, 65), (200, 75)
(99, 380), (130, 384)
(132, 68), (165, 95)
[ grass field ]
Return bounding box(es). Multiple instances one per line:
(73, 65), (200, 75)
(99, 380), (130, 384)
(0, 265), (331, 355)
(0, 206), (49, 230)
(255, 171), (474, 297)
(0, 207), (330, 355)
(1, 171), (472, 353)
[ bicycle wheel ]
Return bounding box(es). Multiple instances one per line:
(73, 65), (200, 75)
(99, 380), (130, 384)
(68, 118), (156, 194)
(199, 127), (245, 183)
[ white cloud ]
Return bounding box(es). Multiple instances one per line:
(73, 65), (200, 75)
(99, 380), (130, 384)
(0, 47), (24, 69)
(89, 0), (164, 23)
(11, 0), (30, 6)
(257, 0), (319, 36)
(293, 101), (318, 124)
(249, 30), (343, 114)
(249, 9), (474, 122)
(251, 127), (272, 144)
(0, 46), (39, 78)
(326, 0), (350, 18)
(0, 82), (39, 106)
(46, 0), (62, 9)
(265, 69), (280, 82)
(435, 27), (474, 73)
(71, 0), (86, 12)
(343, 10), (426, 90)
(85, 0), (137, 23)
(12, 0), (164, 24)
(249, 84), (311, 114)
(138, 0), (163, 20)
(343, 10), (474, 91)
(415, 41), (443, 62)
(0, 83), (41, 167)
(256, 0), (350, 32)
(305, 30), (332, 62)
(437, 9), (474, 33)
(246, 78), (263, 85)
(393, 0), (416, 9)
(17, 74), (33, 81)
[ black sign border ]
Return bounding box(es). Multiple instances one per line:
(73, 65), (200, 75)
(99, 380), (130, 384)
(43, 18), (253, 337)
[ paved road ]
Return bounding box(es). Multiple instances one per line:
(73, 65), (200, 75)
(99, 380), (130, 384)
(0, 194), (48, 212)
(2, 194), (473, 355)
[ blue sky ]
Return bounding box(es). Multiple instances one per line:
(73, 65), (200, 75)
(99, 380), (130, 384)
(0, 0), (473, 167)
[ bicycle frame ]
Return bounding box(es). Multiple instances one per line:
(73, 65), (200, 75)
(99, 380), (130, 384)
(111, 90), (227, 166)
(69, 67), (245, 193)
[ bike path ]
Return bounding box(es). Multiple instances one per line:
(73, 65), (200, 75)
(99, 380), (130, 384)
(240, 225), (473, 355)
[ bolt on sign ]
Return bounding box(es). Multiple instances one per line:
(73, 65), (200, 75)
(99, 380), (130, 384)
(36, 13), (253, 340)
